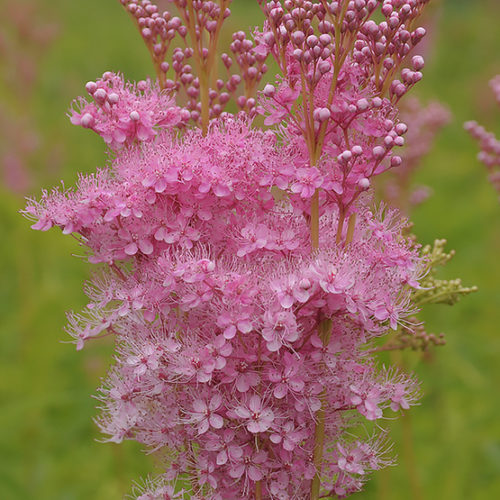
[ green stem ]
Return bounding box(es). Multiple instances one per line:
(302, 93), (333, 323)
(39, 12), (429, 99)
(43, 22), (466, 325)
(255, 480), (263, 500)
(335, 207), (345, 245)
(345, 213), (356, 246)
(310, 319), (332, 499)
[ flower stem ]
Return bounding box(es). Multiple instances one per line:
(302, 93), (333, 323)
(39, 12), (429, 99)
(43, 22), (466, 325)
(310, 404), (325, 499)
(345, 213), (356, 246)
(199, 70), (210, 136)
(335, 206), (345, 245)
(255, 480), (263, 500)
(310, 319), (332, 499)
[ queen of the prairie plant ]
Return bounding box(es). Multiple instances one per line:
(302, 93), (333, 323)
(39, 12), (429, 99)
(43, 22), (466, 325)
(24, 1), (464, 498)
(465, 75), (500, 200)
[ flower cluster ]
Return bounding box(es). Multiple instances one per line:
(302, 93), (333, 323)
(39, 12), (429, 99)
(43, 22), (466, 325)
(26, 1), (435, 498)
(120, 0), (270, 121)
(465, 75), (500, 199)
(69, 72), (187, 149)
(26, 121), (421, 497)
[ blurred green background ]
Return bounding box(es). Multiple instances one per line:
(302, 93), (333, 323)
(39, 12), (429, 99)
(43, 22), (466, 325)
(1, 0), (499, 499)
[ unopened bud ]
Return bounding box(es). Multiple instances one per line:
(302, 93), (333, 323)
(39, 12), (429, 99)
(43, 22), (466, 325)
(85, 81), (97, 94)
(339, 150), (352, 162)
(358, 177), (370, 189)
(356, 98), (369, 111)
(180, 109), (191, 121)
(80, 113), (94, 128)
(391, 155), (402, 167)
(93, 88), (107, 103)
(316, 107), (331, 122)
(412, 55), (425, 70)
(373, 146), (385, 158)
(291, 30), (305, 45)
(306, 34), (319, 47)
(396, 123), (408, 135)
(263, 84), (276, 97)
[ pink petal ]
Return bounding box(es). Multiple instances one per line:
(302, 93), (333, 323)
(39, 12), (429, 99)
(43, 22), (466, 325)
(193, 400), (207, 413)
(236, 377), (250, 393)
(248, 465), (263, 481)
(155, 177), (167, 193)
(124, 242), (138, 255)
(247, 421), (261, 434)
(281, 296), (294, 309)
(197, 419), (209, 435)
(154, 227), (167, 241)
(273, 384), (288, 399)
(213, 184), (231, 197)
(229, 464), (245, 479)
(209, 414), (224, 429)
(216, 450), (228, 465)
(235, 406), (251, 419)
(138, 239), (154, 255)
(223, 325), (237, 340)
(248, 395), (261, 412)
(209, 394), (222, 411)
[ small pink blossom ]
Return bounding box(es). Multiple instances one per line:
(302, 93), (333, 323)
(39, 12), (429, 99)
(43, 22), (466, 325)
(234, 395), (274, 434)
(190, 394), (224, 435)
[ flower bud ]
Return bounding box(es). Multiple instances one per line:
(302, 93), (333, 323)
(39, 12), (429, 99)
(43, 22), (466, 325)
(306, 34), (319, 47)
(412, 55), (425, 71)
(108, 92), (119, 105)
(391, 155), (402, 166)
(316, 107), (331, 122)
(85, 81), (97, 94)
(80, 113), (94, 128)
(93, 88), (107, 103)
(263, 84), (276, 97)
(358, 177), (370, 189)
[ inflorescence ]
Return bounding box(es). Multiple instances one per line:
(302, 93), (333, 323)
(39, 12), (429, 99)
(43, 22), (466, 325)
(24, 1), (462, 499)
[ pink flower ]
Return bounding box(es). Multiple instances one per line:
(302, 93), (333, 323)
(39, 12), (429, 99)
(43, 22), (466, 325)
(118, 227), (154, 256)
(267, 352), (305, 399)
(205, 429), (243, 466)
(234, 395), (274, 434)
(270, 421), (304, 451)
(290, 167), (324, 199)
(126, 343), (160, 377)
(337, 443), (366, 475)
(228, 448), (269, 482)
(221, 358), (260, 393)
(262, 310), (299, 351)
(262, 82), (300, 126)
(190, 394), (224, 435)
(271, 275), (312, 309)
(350, 384), (383, 421)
